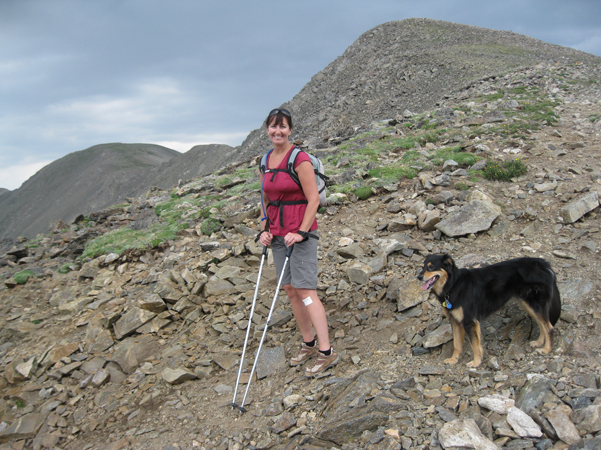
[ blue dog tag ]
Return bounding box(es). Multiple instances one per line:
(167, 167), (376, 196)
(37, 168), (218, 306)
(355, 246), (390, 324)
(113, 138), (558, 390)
(443, 300), (452, 309)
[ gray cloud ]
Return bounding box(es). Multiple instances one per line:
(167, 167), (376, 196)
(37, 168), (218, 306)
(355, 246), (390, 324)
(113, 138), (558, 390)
(1, 0), (600, 190)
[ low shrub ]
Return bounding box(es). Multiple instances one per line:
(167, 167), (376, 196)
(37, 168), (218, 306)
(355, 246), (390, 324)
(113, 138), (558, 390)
(482, 159), (527, 181)
(200, 218), (221, 236)
(58, 264), (72, 274)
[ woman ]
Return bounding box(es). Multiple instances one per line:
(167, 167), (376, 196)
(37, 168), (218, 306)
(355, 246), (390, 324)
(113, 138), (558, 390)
(258, 108), (338, 377)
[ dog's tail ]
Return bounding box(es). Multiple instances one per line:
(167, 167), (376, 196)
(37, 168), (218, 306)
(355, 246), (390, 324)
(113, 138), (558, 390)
(549, 268), (561, 326)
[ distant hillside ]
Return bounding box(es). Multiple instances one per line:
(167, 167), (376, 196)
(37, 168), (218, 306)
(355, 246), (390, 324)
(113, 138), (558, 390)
(237, 18), (601, 160)
(0, 142), (236, 240)
(0, 143), (180, 240)
(146, 143), (237, 188)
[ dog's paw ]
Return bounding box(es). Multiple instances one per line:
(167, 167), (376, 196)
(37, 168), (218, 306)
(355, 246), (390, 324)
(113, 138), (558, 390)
(444, 357), (458, 365)
(536, 347), (552, 355)
(466, 360), (481, 368)
(529, 340), (544, 349)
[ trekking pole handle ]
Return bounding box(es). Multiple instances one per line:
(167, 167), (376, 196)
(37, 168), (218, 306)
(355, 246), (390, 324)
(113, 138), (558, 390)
(286, 244), (294, 258)
(262, 245), (268, 256)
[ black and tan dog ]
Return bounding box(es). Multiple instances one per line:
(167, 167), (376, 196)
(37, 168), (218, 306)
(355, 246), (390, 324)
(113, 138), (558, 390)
(417, 254), (561, 368)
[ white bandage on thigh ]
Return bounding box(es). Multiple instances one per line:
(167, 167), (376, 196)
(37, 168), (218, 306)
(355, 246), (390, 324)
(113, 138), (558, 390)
(302, 296), (313, 306)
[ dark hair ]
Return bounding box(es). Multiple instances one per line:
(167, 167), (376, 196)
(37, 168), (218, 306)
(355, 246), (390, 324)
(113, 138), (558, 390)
(264, 108), (293, 129)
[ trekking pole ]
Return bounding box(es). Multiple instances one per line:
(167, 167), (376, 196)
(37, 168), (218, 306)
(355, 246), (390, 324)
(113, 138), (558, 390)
(237, 244), (294, 413)
(230, 245), (268, 411)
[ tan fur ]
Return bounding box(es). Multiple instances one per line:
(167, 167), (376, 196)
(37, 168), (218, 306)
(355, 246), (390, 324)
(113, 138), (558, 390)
(421, 269), (448, 296)
(519, 300), (554, 354)
(467, 320), (483, 368)
(450, 306), (464, 323)
(443, 311), (465, 366)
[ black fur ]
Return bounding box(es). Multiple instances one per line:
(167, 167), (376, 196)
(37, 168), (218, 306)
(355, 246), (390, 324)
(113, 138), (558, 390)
(417, 254), (561, 367)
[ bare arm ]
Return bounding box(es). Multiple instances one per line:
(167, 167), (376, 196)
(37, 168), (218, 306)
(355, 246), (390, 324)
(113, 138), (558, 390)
(258, 172), (273, 246)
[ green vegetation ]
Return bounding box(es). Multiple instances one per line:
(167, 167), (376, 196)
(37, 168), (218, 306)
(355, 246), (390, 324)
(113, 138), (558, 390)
(484, 92), (504, 102)
(82, 224), (179, 259)
(429, 146), (477, 166)
(519, 99), (559, 125)
(14, 270), (35, 284)
(508, 86), (528, 95)
(482, 159), (528, 181)
(353, 187), (373, 200)
(200, 218), (221, 236)
(82, 185), (233, 258)
(368, 165), (418, 181)
(58, 264), (72, 274)
(401, 150), (420, 163)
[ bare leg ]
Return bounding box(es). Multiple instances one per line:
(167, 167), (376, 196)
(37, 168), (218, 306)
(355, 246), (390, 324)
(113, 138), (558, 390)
(284, 285), (315, 343)
(291, 287), (331, 351)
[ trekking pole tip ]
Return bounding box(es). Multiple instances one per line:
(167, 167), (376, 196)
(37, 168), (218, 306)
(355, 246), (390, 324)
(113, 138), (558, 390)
(230, 402), (248, 413)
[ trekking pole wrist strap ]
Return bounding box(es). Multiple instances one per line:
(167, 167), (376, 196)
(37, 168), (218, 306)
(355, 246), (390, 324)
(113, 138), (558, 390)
(297, 230), (318, 241)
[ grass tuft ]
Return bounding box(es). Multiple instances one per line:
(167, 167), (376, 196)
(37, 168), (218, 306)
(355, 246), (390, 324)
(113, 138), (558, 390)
(354, 187), (373, 200)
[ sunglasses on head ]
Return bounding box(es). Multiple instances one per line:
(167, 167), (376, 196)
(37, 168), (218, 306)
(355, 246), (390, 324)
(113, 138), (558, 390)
(268, 108), (291, 118)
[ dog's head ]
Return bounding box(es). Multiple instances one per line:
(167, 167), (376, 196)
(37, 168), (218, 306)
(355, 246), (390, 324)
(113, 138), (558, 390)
(417, 254), (455, 295)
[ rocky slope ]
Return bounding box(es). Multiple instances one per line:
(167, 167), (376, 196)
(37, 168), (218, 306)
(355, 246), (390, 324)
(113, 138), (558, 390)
(236, 18), (601, 162)
(0, 62), (600, 450)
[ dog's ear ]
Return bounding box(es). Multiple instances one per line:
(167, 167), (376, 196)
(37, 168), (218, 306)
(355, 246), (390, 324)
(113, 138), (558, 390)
(442, 254), (454, 271)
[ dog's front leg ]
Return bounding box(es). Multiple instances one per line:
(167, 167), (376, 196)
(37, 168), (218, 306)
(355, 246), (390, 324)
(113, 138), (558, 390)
(444, 310), (465, 365)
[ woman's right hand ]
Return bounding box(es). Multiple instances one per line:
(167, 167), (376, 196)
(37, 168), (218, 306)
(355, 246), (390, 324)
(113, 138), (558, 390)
(259, 230), (273, 247)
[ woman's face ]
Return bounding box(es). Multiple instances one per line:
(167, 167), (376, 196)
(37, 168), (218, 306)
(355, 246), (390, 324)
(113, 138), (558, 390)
(267, 116), (292, 147)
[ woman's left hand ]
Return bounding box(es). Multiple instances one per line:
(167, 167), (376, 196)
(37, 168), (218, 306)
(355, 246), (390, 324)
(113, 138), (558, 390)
(284, 232), (304, 247)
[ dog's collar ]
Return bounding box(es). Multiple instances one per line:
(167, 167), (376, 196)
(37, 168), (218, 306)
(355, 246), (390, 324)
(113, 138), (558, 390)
(442, 293), (452, 309)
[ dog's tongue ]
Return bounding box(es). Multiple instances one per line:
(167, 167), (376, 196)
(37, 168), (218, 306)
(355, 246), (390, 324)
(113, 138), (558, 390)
(422, 276), (437, 291)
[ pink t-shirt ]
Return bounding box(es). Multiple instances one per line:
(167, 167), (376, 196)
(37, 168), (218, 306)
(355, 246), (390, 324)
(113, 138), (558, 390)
(262, 147), (318, 237)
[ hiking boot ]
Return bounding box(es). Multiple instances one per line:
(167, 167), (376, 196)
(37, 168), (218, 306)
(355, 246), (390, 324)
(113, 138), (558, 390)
(289, 342), (319, 367)
(304, 349), (339, 377)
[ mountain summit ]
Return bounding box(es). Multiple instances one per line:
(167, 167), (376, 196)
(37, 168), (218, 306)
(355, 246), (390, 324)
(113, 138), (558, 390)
(237, 18), (599, 160)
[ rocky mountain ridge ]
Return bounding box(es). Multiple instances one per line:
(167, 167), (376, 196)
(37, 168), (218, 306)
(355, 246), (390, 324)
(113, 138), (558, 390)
(236, 18), (601, 161)
(0, 61), (600, 450)
(3, 18), (600, 243)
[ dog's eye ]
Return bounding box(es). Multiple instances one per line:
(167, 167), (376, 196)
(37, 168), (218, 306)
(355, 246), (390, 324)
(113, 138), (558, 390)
(427, 263), (433, 270)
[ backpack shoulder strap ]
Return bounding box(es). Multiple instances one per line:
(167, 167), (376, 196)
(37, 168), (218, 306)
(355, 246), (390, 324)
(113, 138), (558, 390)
(286, 147), (303, 186)
(286, 147), (303, 170)
(259, 149), (273, 174)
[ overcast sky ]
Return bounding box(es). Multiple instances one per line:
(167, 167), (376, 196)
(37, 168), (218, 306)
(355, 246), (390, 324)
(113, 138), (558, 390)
(1, 0), (600, 190)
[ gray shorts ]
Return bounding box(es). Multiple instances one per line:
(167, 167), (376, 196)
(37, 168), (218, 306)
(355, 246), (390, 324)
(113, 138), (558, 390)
(271, 232), (318, 290)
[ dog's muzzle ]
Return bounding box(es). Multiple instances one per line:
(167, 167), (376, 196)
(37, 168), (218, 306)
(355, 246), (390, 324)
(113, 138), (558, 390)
(421, 275), (439, 291)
